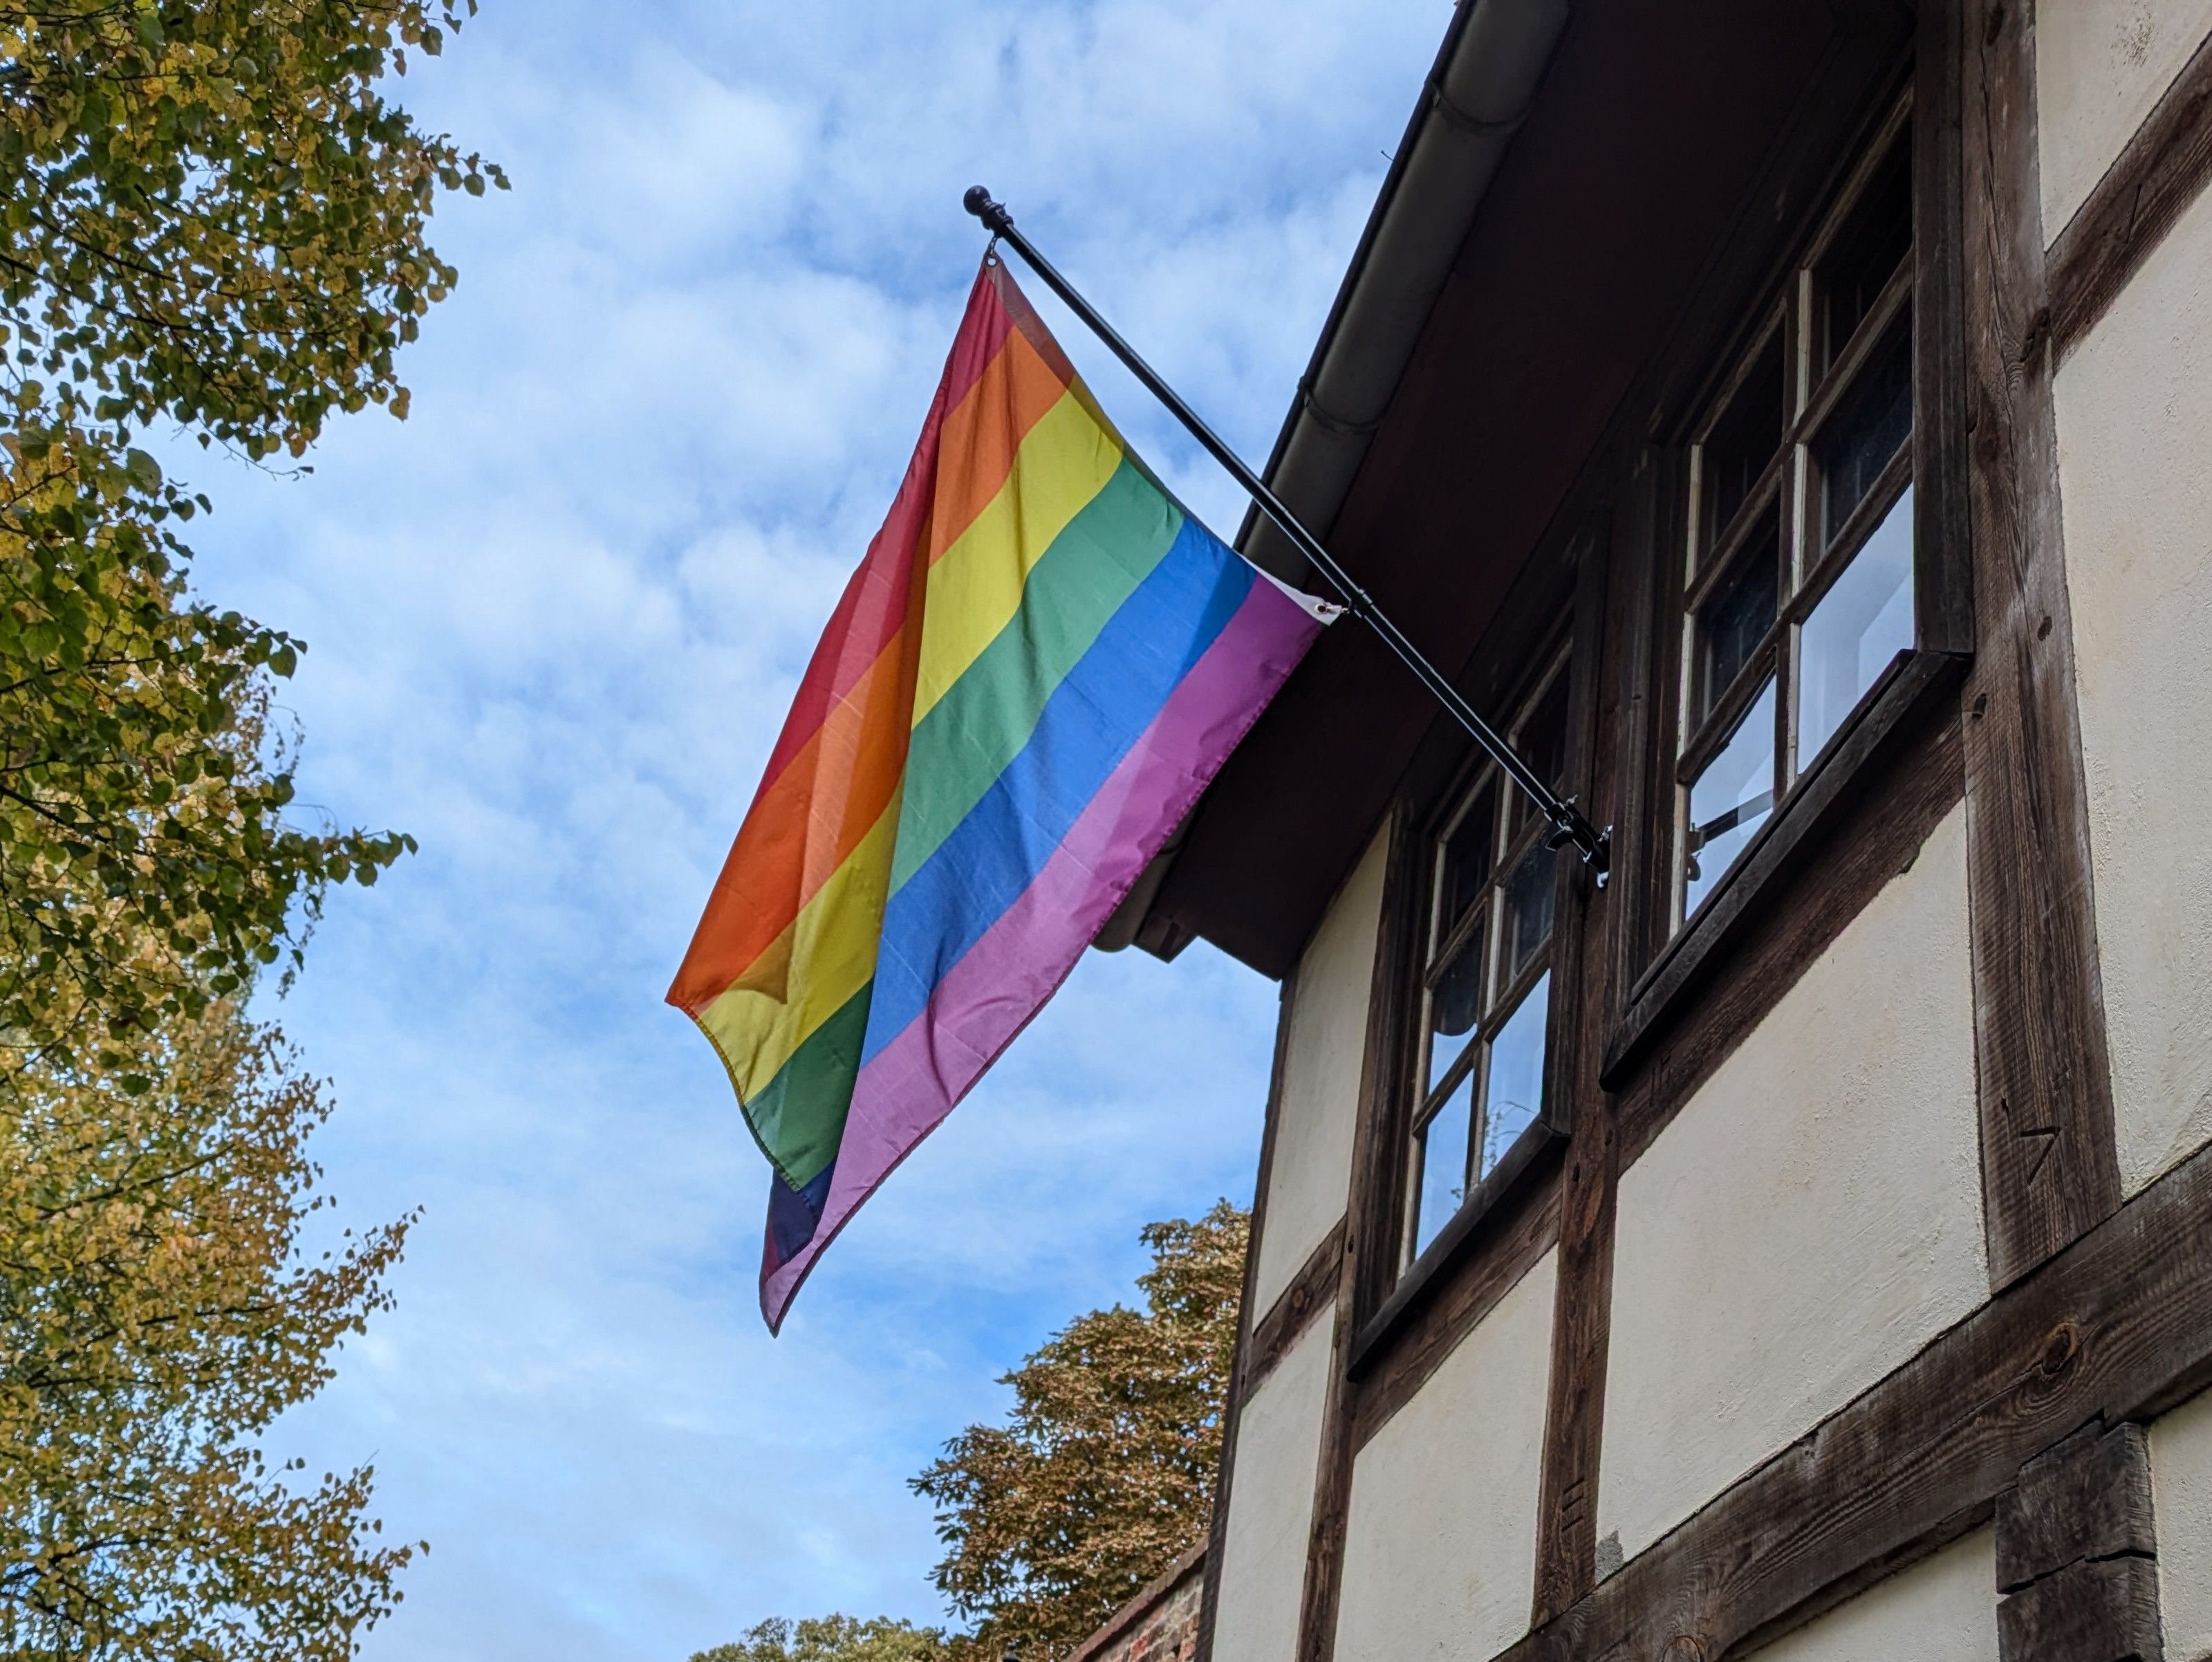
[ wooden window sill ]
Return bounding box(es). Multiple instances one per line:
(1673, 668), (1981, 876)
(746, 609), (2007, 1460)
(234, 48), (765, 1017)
(1347, 1116), (1564, 1381)
(1599, 646), (1969, 1091)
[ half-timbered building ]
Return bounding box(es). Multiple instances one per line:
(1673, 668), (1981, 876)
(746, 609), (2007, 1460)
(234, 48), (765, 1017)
(1098, 0), (2212, 1655)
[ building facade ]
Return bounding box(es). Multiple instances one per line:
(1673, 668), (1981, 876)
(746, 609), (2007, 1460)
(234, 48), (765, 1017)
(1102, 1), (2212, 1656)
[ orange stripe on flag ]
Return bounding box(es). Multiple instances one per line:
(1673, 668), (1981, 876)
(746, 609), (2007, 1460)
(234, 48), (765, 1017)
(669, 558), (927, 1013)
(923, 324), (1072, 569)
(742, 276), (1018, 804)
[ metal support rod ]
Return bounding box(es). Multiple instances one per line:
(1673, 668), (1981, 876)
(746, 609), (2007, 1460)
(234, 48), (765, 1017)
(963, 186), (1610, 876)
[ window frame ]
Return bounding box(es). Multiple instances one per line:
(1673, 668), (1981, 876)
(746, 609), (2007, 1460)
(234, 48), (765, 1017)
(1340, 46), (1966, 1372)
(1400, 643), (1574, 1275)
(1671, 98), (1918, 932)
(1349, 600), (1595, 1372)
(1601, 64), (1973, 1089)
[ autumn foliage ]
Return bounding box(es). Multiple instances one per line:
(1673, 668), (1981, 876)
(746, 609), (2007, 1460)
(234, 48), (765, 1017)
(0, 1002), (416, 1654)
(691, 1616), (951, 1662)
(0, 0), (499, 1650)
(0, 0), (502, 1070)
(912, 1202), (1249, 1661)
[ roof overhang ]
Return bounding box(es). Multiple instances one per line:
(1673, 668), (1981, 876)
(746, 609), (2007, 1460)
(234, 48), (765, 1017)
(1101, 0), (1913, 978)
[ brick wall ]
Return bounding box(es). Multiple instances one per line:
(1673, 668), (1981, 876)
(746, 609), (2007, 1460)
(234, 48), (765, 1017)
(1059, 1544), (1206, 1662)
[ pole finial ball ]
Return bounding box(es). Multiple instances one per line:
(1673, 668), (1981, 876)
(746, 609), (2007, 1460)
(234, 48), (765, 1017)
(963, 187), (1012, 234)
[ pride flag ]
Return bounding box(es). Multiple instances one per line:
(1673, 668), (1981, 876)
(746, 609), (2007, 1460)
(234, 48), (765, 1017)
(670, 257), (1330, 1330)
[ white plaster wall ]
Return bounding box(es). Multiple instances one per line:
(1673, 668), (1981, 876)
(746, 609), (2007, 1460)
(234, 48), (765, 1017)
(1748, 1529), (1998, 1662)
(2152, 1385), (2212, 1660)
(1332, 1250), (1556, 1662)
(2036, 0), (2212, 237)
(1599, 806), (1985, 1561)
(1249, 822), (1391, 1314)
(1210, 1306), (1336, 1662)
(2053, 182), (2212, 1196)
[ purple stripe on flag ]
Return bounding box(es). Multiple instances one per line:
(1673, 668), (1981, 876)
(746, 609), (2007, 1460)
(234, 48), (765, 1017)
(759, 578), (1321, 1330)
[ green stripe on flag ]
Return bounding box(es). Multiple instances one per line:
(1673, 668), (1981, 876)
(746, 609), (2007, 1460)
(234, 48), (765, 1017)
(742, 983), (872, 1188)
(891, 459), (1182, 892)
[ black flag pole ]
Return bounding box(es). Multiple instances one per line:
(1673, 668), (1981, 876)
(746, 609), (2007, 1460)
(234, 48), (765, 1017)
(963, 186), (1610, 878)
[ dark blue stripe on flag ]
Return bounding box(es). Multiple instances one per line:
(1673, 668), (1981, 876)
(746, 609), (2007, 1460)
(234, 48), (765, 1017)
(861, 517), (1254, 1063)
(765, 1161), (835, 1270)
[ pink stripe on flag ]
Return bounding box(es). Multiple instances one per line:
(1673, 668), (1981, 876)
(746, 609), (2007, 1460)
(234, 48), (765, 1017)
(761, 576), (1321, 1329)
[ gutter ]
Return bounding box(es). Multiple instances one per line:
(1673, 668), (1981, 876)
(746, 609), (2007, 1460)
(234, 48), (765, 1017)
(1095, 0), (1572, 956)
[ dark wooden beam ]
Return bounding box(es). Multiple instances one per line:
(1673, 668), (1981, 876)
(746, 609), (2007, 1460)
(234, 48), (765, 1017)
(1241, 1216), (1346, 1405)
(1291, 813), (1414, 1662)
(1914, 0), (1976, 653)
(1996, 1422), (2162, 1662)
(1958, 0), (2122, 1289)
(2047, 20), (2212, 360)
(1492, 1107), (2212, 1662)
(1532, 526), (1624, 1625)
(1998, 1560), (2162, 1662)
(1996, 1421), (2156, 1591)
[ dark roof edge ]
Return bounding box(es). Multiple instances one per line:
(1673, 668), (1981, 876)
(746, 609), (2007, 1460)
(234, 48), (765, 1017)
(1096, 0), (1572, 959)
(1236, 0), (1571, 583)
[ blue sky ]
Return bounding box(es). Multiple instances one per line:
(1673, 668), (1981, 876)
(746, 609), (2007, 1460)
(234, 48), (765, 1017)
(192, 3), (1448, 1656)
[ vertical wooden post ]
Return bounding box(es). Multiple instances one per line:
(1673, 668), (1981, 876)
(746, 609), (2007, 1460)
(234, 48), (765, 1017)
(1958, 0), (2122, 1289)
(1290, 811), (1413, 1662)
(1915, 0), (1975, 653)
(1532, 521), (1626, 1624)
(1283, 814), (1415, 1662)
(1994, 1422), (2162, 1661)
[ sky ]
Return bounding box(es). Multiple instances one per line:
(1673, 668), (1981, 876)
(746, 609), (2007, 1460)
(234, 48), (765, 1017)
(188, 4), (1451, 1656)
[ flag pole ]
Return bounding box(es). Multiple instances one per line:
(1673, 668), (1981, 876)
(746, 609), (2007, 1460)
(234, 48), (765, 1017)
(963, 187), (1609, 878)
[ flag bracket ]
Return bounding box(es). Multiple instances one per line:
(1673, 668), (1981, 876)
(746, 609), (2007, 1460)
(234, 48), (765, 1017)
(963, 186), (1610, 880)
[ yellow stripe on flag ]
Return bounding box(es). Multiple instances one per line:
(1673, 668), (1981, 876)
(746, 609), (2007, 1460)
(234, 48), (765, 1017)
(698, 802), (900, 1099)
(910, 390), (1123, 725)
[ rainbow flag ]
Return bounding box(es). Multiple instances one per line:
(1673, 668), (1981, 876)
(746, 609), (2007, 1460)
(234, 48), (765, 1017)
(669, 258), (1331, 1330)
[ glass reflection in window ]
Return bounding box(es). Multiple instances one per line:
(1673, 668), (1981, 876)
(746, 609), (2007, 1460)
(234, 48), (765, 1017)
(1670, 116), (1920, 930)
(1685, 679), (1776, 916)
(1480, 973), (1550, 1176)
(1404, 660), (1567, 1271)
(1413, 1072), (1475, 1261)
(1800, 485), (1914, 762)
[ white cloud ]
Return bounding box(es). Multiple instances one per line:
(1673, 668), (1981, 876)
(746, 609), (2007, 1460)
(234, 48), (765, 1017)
(189, 1), (1449, 1656)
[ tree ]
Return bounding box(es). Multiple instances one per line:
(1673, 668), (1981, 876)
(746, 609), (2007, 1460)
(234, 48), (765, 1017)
(911, 1202), (1249, 1661)
(0, 0), (504, 1069)
(691, 1615), (949, 1662)
(0, 990), (416, 1656)
(0, 0), (499, 1648)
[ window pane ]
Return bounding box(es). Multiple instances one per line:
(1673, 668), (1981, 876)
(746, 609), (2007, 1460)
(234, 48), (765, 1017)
(1412, 1071), (1475, 1259)
(1435, 784), (1497, 945)
(1425, 925), (1484, 1093)
(1685, 678), (1777, 916)
(1698, 527), (1779, 720)
(1820, 139), (1912, 368)
(1800, 484), (1915, 764)
(1819, 319), (1912, 538)
(1500, 840), (1555, 988)
(1479, 971), (1550, 1181)
(1702, 330), (1786, 550)
(1511, 669), (1573, 835)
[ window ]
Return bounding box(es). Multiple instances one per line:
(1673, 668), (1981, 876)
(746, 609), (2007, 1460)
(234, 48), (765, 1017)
(1402, 654), (1570, 1269)
(1671, 116), (1917, 928)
